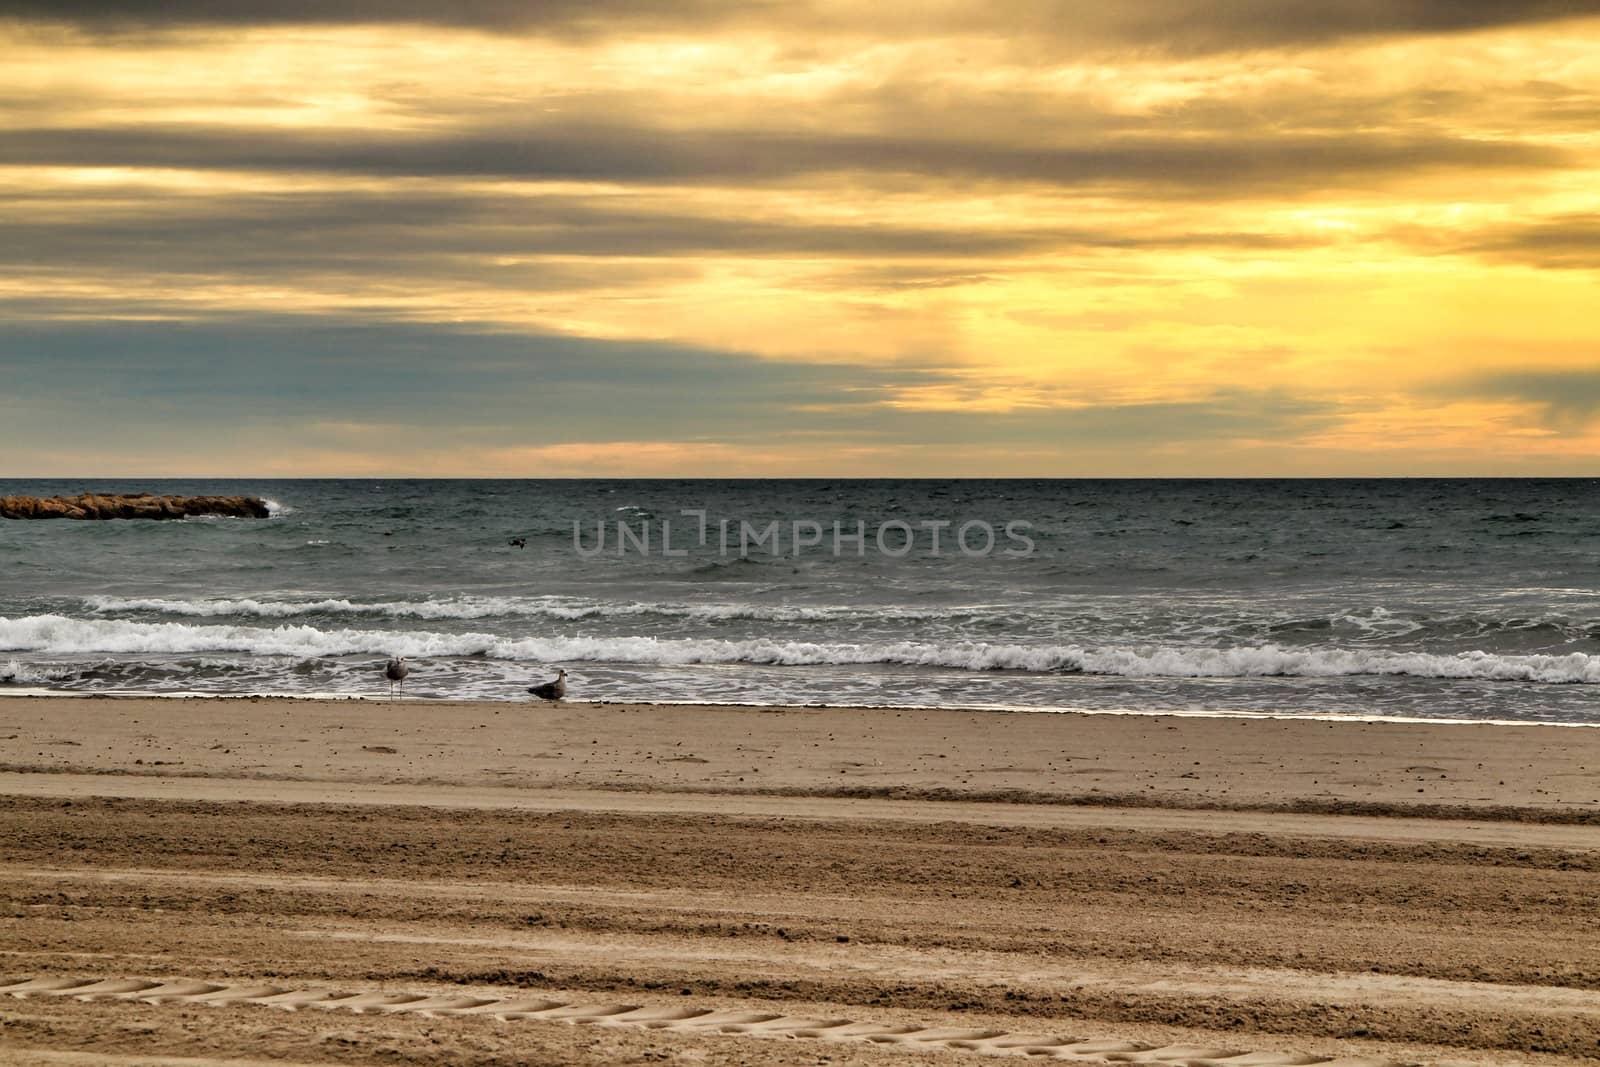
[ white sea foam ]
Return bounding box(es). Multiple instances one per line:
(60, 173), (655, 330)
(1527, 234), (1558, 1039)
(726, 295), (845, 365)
(83, 594), (895, 624)
(7, 615), (1599, 683)
(1, 659), (48, 683)
(81, 595), (1595, 645)
(81, 591), (1593, 643)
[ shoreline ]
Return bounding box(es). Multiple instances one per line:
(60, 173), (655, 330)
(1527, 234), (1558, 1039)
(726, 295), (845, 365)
(4, 686), (1599, 731)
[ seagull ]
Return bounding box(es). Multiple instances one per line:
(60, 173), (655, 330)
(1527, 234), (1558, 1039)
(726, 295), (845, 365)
(384, 656), (408, 701)
(527, 668), (567, 703)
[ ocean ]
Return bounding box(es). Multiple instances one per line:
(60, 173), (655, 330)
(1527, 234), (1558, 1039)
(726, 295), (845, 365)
(2, 478), (1598, 725)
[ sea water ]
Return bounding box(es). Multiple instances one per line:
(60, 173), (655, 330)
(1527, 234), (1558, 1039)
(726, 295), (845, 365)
(2, 478), (1597, 724)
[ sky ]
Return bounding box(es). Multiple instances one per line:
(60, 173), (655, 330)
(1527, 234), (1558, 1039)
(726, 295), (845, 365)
(2, 1), (1599, 477)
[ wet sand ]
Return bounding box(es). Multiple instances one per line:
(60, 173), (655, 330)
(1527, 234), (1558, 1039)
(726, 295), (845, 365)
(1, 696), (1597, 1065)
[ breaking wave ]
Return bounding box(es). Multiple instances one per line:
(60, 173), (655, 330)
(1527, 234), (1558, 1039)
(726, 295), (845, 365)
(77, 596), (1600, 647)
(1, 658), (53, 684)
(6, 614), (1598, 683)
(83, 594), (928, 624)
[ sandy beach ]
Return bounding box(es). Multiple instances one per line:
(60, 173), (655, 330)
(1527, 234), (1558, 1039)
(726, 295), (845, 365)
(1, 696), (1597, 1066)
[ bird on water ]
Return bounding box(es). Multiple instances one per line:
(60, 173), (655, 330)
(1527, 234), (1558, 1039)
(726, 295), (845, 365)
(528, 668), (567, 703)
(384, 656), (409, 701)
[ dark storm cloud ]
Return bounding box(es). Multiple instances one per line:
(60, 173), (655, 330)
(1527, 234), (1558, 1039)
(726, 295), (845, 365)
(1449, 370), (1600, 431)
(4, 0), (1597, 52)
(0, 122), (1567, 195)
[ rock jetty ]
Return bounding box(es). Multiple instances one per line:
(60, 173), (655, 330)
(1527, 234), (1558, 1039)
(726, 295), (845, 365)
(0, 493), (272, 520)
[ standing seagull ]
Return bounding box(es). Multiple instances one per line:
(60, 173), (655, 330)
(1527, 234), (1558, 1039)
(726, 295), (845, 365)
(384, 656), (409, 701)
(527, 668), (567, 703)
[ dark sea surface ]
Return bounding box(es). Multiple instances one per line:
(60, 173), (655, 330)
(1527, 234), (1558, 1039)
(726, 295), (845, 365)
(2, 478), (1598, 724)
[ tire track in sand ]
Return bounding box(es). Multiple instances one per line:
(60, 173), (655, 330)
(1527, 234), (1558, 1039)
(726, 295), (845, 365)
(1, 975), (1407, 1066)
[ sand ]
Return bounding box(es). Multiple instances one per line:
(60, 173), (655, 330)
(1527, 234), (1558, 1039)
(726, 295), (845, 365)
(1, 695), (1597, 1066)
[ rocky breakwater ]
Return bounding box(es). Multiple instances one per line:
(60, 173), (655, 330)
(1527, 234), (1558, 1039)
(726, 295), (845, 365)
(0, 493), (271, 520)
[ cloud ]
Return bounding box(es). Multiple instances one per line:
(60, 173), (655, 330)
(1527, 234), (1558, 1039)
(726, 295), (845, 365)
(0, 122), (1567, 196)
(1454, 213), (1600, 268)
(0, 186), (1336, 291)
(0, 318), (941, 433)
(1447, 369), (1600, 432)
(3, 4), (1596, 476)
(1059, 1), (1600, 53)
(861, 388), (1340, 447)
(0, 314), (1346, 475)
(0, 0), (734, 34)
(4, 0), (1597, 53)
